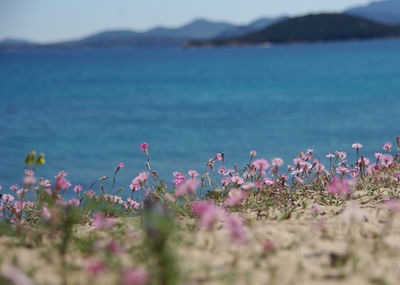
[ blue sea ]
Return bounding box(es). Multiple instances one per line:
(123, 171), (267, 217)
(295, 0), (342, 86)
(1, 39), (400, 196)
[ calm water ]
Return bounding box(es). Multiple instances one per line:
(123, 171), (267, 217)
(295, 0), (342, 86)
(1, 39), (400, 196)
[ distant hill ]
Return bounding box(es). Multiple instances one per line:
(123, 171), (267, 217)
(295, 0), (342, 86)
(216, 16), (288, 38)
(345, 0), (400, 25)
(145, 19), (236, 40)
(186, 13), (400, 47)
(1, 38), (34, 45)
(0, 38), (37, 49)
(0, 17), (283, 50)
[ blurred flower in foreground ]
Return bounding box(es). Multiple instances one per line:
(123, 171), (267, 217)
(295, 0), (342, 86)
(328, 177), (351, 195)
(121, 267), (149, 285)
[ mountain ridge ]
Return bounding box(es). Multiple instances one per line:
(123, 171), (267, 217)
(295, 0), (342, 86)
(345, 0), (400, 25)
(186, 13), (400, 47)
(0, 17), (285, 50)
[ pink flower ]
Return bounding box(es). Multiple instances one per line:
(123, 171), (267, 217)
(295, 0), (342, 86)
(271, 158), (284, 167)
(172, 171), (186, 186)
(294, 176), (304, 184)
(92, 213), (116, 230)
(367, 163), (380, 174)
(393, 172), (400, 182)
(41, 206), (52, 221)
(175, 178), (199, 198)
(383, 142), (392, 151)
(68, 198), (80, 206)
(23, 175), (37, 185)
(356, 157), (370, 167)
(124, 198), (141, 210)
(385, 199), (400, 213)
(207, 158), (215, 169)
(218, 166), (226, 175)
(335, 151), (347, 159)
(327, 177), (350, 195)
(85, 190), (96, 197)
(349, 169), (359, 178)
(231, 175), (244, 185)
(381, 154), (394, 167)
(121, 267), (149, 285)
(24, 169), (34, 176)
(118, 162), (125, 168)
(225, 189), (247, 206)
(225, 214), (247, 244)
(55, 171), (68, 178)
(132, 172), (149, 185)
(224, 169), (235, 176)
(215, 153), (222, 161)
(55, 177), (71, 190)
(293, 157), (304, 165)
(10, 184), (19, 191)
(263, 240), (275, 252)
(192, 201), (213, 216)
(139, 143), (150, 151)
(352, 143), (363, 149)
(221, 177), (230, 186)
(250, 150), (257, 157)
(326, 153), (335, 158)
(73, 185), (83, 193)
(106, 240), (125, 256)
(192, 201), (226, 230)
(241, 182), (256, 190)
(164, 193), (176, 203)
(40, 178), (51, 187)
(130, 183), (140, 191)
(301, 152), (312, 160)
(2, 194), (14, 205)
(188, 170), (199, 178)
(14, 201), (28, 213)
(264, 178), (275, 185)
(375, 153), (383, 160)
(104, 194), (123, 204)
(252, 159), (270, 171)
(87, 260), (106, 276)
(55, 199), (68, 207)
(336, 166), (349, 175)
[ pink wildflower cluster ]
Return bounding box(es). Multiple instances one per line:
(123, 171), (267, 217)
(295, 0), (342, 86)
(252, 159), (270, 173)
(188, 170), (199, 178)
(172, 171), (186, 186)
(123, 198), (141, 210)
(352, 143), (363, 150)
(383, 142), (392, 151)
(130, 172), (149, 191)
(68, 198), (80, 206)
(327, 177), (351, 195)
(121, 267), (149, 285)
(92, 213), (116, 230)
(55, 171), (71, 191)
(192, 201), (247, 244)
(104, 194), (123, 204)
(225, 188), (247, 206)
(175, 178), (199, 198)
(73, 185), (83, 193)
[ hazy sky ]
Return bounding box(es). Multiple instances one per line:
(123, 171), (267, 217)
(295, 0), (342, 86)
(0, 0), (375, 43)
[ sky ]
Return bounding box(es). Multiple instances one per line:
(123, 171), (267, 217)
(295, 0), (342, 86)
(0, 0), (375, 43)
